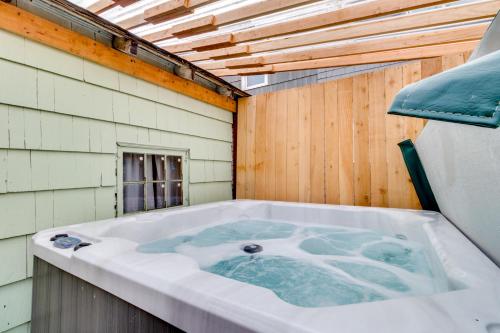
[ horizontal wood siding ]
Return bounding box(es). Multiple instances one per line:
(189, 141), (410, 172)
(0, 28), (233, 332)
(236, 53), (469, 208)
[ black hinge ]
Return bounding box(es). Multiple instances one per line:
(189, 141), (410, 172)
(114, 192), (118, 217)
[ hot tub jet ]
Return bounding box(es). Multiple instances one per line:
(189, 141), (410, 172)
(242, 243), (263, 254)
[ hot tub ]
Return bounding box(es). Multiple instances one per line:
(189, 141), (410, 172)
(31, 200), (500, 333)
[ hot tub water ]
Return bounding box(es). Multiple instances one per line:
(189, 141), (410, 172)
(137, 219), (449, 308)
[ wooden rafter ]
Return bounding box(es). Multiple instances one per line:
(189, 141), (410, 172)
(230, 65), (275, 75)
(116, 11), (147, 29)
(197, 23), (488, 70)
(0, 2), (236, 111)
(87, 0), (114, 13)
(143, 0), (318, 42)
(87, 0), (138, 14)
(183, 45), (251, 62)
(210, 40), (478, 76)
(117, 0), (218, 29)
(180, 0), (500, 62)
(164, 0), (458, 53)
(144, 0), (216, 24)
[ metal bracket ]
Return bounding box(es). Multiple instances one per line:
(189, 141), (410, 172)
(112, 36), (138, 56)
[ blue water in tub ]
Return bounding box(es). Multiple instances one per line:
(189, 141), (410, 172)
(137, 220), (447, 308)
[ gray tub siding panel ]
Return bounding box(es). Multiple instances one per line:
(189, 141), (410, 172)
(31, 257), (183, 333)
(0, 27), (233, 331)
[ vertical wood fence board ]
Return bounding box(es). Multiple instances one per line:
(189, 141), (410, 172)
(244, 96), (257, 198)
(338, 78), (354, 205)
(298, 86), (312, 203)
(236, 99), (247, 199)
(254, 94), (267, 199)
(310, 84), (326, 204)
(353, 74), (371, 206)
(324, 81), (340, 204)
(442, 53), (466, 71)
(265, 92), (277, 200)
(368, 70), (388, 207)
(236, 53), (469, 209)
(402, 62), (423, 209)
(384, 66), (406, 208)
(421, 57), (443, 79)
(275, 90), (288, 201)
(285, 88), (300, 202)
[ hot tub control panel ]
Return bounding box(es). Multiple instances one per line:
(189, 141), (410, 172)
(50, 233), (92, 251)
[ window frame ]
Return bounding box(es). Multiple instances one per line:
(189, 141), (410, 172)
(241, 74), (269, 90)
(117, 144), (189, 216)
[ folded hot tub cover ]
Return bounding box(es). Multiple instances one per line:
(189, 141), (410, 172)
(388, 50), (500, 128)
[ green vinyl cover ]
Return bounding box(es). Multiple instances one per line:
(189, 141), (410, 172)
(389, 50), (500, 128)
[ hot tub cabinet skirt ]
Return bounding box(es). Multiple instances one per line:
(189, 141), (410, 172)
(31, 257), (184, 333)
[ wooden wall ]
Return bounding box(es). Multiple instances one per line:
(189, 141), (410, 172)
(236, 52), (470, 209)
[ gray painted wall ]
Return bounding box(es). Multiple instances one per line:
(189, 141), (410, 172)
(224, 62), (402, 95)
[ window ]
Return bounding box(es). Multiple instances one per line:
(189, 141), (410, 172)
(242, 74), (268, 90)
(119, 148), (187, 215)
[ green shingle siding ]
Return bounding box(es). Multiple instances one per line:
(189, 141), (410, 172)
(0, 192), (36, 239)
(0, 236), (27, 286)
(0, 28), (233, 331)
(3, 322), (30, 333)
(0, 279), (32, 332)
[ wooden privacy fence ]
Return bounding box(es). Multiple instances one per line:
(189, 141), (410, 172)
(236, 52), (470, 209)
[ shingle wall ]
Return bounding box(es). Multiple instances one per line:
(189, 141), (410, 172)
(0, 28), (233, 332)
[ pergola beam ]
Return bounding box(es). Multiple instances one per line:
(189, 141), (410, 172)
(87, 0), (114, 13)
(210, 40), (478, 76)
(164, 0), (458, 53)
(144, 0), (216, 24)
(181, 45), (251, 62)
(198, 23), (488, 70)
(117, 0), (216, 29)
(116, 11), (146, 29)
(145, 0), (319, 41)
(192, 33), (235, 51)
(87, 0), (138, 14)
(180, 0), (500, 62)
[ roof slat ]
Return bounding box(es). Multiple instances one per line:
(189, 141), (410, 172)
(211, 40), (478, 75)
(117, 0), (217, 29)
(87, 0), (138, 14)
(180, 0), (500, 61)
(164, 0), (458, 53)
(202, 23), (488, 70)
(143, 0), (320, 42)
(144, 0), (216, 24)
(170, 0), (319, 37)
